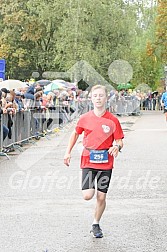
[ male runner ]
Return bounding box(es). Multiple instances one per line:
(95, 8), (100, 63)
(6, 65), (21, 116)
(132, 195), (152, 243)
(64, 85), (124, 238)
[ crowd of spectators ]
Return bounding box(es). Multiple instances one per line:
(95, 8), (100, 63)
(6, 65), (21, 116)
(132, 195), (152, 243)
(0, 81), (165, 153)
(108, 89), (163, 115)
(0, 83), (88, 148)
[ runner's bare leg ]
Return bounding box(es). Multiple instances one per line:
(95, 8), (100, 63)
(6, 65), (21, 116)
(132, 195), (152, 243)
(94, 191), (106, 222)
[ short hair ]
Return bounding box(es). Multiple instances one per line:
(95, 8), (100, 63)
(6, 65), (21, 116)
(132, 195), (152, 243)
(1, 88), (10, 94)
(47, 92), (56, 99)
(34, 91), (43, 99)
(90, 85), (108, 96)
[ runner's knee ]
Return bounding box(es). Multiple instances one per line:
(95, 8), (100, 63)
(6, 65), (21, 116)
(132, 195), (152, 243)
(96, 192), (106, 204)
(82, 190), (94, 200)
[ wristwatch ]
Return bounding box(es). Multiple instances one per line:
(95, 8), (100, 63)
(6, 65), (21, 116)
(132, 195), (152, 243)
(115, 144), (122, 152)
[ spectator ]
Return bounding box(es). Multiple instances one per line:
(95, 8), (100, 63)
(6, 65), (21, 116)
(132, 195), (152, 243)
(152, 94), (157, 110)
(14, 91), (24, 111)
(0, 90), (9, 141)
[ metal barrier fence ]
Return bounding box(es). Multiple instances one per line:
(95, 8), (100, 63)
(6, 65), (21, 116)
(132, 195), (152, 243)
(0, 101), (83, 157)
(0, 98), (140, 158)
(107, 96), (141, 116)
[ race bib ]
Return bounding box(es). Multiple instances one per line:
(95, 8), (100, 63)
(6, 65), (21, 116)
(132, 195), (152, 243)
(89, 150), (108, 163)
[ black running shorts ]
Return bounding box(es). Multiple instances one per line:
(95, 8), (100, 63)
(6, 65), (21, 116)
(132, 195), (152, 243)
(82, 168), (112, 193)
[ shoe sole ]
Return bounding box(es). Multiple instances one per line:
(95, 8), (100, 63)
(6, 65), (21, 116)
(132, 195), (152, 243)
(90, 231), (103, 238)
(93, 234), (103, 238)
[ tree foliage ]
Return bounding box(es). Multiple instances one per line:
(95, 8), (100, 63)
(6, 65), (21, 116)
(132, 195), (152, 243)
(154, 0), (167, 62)
(0, 0), (164, 90)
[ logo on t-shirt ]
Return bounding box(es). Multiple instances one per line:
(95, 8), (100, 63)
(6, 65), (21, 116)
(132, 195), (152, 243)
(102, 124), (110, 133)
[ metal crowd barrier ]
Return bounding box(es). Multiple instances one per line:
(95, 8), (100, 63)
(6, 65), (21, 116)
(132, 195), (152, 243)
(0, 109), (59, 157)
(0, 115), (10, 159)
(0, 101), (84, 157)
(107, 96), (141, 116)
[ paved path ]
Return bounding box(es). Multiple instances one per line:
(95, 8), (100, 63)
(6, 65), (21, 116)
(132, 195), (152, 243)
(0, 111), (166, 252)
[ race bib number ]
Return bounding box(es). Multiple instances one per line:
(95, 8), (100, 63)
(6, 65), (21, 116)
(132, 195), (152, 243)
(89, 150), (108, 163)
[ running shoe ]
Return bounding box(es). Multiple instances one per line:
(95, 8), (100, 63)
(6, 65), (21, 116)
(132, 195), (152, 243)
(90, 224), (103, 238)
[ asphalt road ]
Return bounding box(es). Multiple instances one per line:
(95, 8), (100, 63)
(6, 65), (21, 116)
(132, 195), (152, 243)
(0, 111), (166, 252)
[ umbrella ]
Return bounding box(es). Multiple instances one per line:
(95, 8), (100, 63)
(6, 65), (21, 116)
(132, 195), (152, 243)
(0, 79), (27, 90)
(64, 82), (77, 89)
(36, 79), (52, 86)
(52, 79), (66, 84)
(44, 83), (59, 94)
(151, 91), (158, 96)
(52, 79), (67, 88)
(117, 83), (132, 90)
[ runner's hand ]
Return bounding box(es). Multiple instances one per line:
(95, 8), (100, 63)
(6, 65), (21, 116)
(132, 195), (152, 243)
(108, 146), (119, 158)
(64, 154), (71, 166)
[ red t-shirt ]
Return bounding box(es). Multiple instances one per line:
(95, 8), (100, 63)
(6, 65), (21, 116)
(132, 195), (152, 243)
(75, 110), (124, 170)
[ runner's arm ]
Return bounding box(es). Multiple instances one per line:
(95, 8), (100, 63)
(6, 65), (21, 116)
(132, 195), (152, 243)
(64, 130), (79, 166)
(115, 139), (123, 150)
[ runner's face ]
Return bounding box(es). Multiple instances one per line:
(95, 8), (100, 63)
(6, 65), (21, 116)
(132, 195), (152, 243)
(91, 88), (107, 108)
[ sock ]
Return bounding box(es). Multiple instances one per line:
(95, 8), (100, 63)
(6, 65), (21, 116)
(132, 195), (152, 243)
(93, 219), (99, 225)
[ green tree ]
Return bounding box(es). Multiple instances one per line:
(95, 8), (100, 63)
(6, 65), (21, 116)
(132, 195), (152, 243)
(0, 0), (163, 89)
(154, 0), (167, 63)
